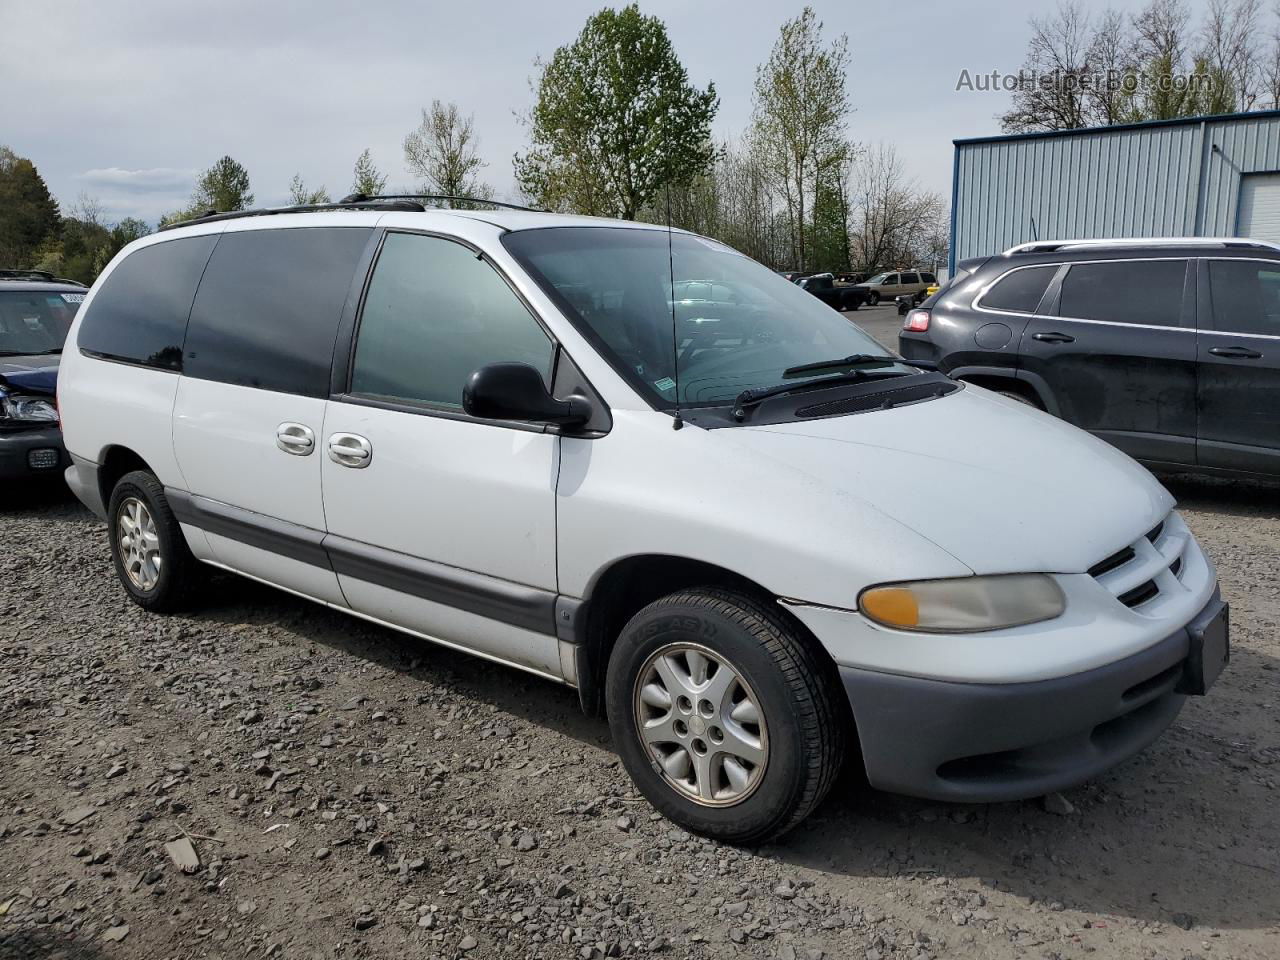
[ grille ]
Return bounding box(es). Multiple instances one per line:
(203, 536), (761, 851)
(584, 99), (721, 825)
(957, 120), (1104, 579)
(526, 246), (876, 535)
(795, 380), (959, 419)
(1088, 512), (1191, 610)
(26, 448), (59, 470)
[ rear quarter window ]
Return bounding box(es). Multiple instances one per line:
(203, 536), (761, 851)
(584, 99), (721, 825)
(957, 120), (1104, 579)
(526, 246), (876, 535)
(183, 227), (372, 397)
(76, 236), (217, 370)
(978, 265), (1058, 314)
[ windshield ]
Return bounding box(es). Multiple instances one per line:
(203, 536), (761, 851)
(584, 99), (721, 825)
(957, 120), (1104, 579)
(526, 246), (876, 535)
(865, 273), (889, 284)
(503, 228), (894, 408)
(0, 290), (81, 356)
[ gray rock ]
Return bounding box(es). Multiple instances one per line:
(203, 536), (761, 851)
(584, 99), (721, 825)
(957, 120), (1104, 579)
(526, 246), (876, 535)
(1042, 792), (1075, 816)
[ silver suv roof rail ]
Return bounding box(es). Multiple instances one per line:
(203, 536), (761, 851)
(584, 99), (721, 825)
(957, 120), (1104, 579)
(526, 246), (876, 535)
(1002, 237), (1280, 256)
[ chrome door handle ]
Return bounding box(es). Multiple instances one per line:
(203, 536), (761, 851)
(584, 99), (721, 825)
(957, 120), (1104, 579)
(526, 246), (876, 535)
(276, 422), (315, 456)
(327, 433), (372, 468)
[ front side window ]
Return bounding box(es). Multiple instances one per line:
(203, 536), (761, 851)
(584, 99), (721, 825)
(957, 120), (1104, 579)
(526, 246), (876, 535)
(979, 265), (1057, 314)
(1207, 259), (1280, 336)
(77, 236), (216, 369)
(882, 274), (899, 285)
(0, 290), (81, 356)
(350, 232), (554, 408)
(184, 227), (372, 397)
(1058, 259), (1186, 326)
(503, 227), (899, 408)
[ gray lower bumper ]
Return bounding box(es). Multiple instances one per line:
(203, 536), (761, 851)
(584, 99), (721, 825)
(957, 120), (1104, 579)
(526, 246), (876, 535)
(0, 425), (69, 480)
(841, 590), (1223, 802)
(64, 454), (106, 519)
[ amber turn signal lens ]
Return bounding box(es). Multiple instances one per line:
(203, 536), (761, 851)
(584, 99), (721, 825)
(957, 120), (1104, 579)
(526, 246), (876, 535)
(859, 587), (920, 628)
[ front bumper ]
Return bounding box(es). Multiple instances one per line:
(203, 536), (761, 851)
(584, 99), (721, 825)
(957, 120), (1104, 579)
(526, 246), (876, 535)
(0, 425), (69, 480)
(839, 589), (1225, 802)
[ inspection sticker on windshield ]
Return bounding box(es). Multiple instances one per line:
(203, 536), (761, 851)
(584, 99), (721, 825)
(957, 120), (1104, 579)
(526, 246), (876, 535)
(653, 377), (676, 391)
(60, 293), (85, 303)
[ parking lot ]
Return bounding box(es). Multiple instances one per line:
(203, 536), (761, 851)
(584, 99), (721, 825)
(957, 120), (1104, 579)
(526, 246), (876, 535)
(1, 294), (1277, 959)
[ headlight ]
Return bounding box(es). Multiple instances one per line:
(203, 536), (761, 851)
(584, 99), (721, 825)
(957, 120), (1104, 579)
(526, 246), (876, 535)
(0, 395), (59, 423)
(859, 574), (1065, 632)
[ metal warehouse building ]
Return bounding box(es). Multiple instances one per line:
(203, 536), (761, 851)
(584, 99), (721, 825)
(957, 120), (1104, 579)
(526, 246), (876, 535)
(950, 109), (1280, 271)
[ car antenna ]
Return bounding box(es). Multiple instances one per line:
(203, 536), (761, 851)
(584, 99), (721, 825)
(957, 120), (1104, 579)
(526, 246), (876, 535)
(664, 182), (683, 430)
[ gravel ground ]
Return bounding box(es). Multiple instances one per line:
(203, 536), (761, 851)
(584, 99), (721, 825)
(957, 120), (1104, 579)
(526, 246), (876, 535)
(2, 469), (1278, 960)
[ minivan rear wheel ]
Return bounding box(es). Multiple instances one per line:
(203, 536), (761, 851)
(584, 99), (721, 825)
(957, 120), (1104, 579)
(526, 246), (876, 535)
(605, 588), (845, 844)
(107, 470), (201, 613)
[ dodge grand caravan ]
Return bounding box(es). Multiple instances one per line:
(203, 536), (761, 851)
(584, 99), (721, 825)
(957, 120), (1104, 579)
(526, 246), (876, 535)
(58, 199), (1228, 843)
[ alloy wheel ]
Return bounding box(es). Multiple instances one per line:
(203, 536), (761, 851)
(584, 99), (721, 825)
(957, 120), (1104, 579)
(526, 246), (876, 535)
(118, 496), (162, 591)
(632, 643), (769, 806)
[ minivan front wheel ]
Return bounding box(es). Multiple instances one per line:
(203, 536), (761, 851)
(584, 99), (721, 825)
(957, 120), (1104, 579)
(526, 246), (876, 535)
(606, 588), (845, 844)
(108, 470), (201, 613)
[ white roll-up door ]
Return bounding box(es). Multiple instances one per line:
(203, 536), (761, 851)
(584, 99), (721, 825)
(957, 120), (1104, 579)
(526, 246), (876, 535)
(1236, 173), (1280, 242)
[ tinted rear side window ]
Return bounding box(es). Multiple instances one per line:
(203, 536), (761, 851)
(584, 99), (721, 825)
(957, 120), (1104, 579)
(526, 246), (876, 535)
(1207, 259), (1280, 336)
(184, 227), (371, 397)
(77, 236), (216, 370)
(1059, 259), (1186, 326)
(980, 265), (1057, 313)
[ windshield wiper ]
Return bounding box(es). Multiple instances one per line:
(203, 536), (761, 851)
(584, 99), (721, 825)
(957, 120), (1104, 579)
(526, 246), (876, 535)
(0, 349), (61, 357)
(731, 355), (939, 421)
(782, 353), (935, 377)
(732, 371), (873, 420)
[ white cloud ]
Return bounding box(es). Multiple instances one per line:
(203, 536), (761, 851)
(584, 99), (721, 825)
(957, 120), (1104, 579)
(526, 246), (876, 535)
(76, 167), (196, 194)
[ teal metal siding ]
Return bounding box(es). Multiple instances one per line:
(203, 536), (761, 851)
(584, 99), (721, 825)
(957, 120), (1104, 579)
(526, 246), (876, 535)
(952, 111), (1280, 268)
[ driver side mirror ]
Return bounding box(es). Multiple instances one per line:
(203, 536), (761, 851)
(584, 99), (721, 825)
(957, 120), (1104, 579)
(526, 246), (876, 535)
(463, 362), (592, 427)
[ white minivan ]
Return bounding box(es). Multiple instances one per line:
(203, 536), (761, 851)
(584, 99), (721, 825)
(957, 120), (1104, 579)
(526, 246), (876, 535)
(57, 200), (1229, 843)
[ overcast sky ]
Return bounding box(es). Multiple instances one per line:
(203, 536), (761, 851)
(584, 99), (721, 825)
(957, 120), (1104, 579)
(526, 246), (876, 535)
(3, 0), (1161, 226)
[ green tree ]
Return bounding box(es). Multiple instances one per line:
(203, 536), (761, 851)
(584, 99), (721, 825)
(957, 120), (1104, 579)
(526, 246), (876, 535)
(288, 174), (331, 205)
(192, 155), (254, 212)
(0, 146), (61, 267)
(751, 7), (852, 270)
(514, 4), (718, 219)
(404, 100), (491, 200)
(32, 202), (152, 285)
(351, 149), (388, 197)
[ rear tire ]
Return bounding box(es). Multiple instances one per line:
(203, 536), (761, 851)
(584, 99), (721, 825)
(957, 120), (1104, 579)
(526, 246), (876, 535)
(606, 588), (846, 844)
(107, 470), (202, 613)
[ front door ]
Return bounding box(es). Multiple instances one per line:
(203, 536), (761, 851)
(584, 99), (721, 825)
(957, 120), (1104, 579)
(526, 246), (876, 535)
(1018, 257), (1197, 465)
(321, 231), (563, 676)
(1197, 258), (1280, 475)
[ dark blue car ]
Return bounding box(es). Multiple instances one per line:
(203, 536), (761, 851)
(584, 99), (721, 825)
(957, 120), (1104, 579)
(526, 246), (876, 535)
(0, 270), (85, 481)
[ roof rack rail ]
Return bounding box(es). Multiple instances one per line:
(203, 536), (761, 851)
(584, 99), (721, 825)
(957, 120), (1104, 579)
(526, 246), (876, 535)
(158, 199), (428, 232)
(160, 193), (542, 232)
(0, 268), (86, 286)
(1002, 237), (1280, 255)
(339, 193), (542, 212)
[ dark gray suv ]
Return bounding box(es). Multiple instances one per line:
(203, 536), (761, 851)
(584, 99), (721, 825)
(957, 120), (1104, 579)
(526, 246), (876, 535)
(899, 239), (1280, 479)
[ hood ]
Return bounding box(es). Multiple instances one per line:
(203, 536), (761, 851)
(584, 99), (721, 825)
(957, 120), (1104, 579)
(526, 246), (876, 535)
(0, 354), (60, 396)
(728, 384), (1173, 576)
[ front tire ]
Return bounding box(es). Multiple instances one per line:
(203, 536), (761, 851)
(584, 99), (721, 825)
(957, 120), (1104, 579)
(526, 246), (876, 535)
(867, 291), (880, 306)
(606, 588), (846, 844)
(108, 470), (202, 613)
